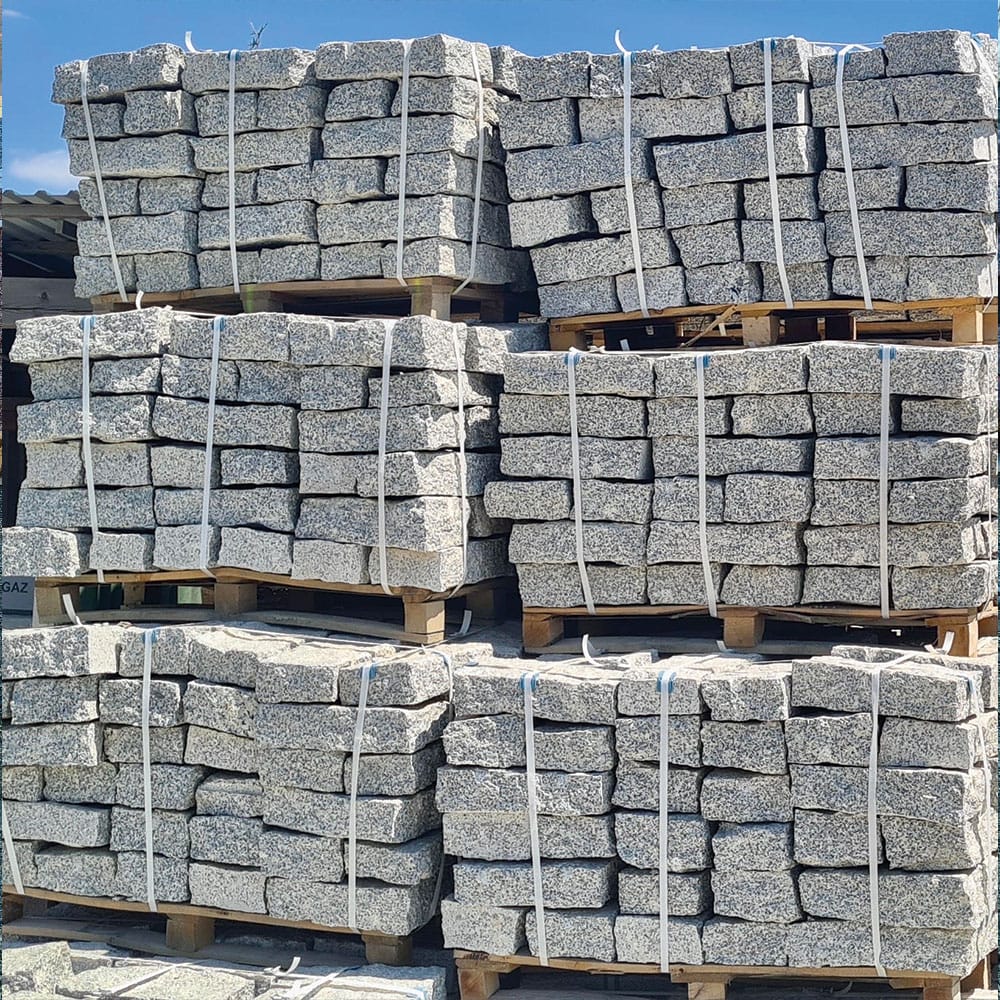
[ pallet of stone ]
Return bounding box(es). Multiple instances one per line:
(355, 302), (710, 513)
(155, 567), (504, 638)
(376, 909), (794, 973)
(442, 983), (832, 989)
(546, 296), (998, 352)
(522, 600), (999, 658)
(451, 951), (994, 1000)
(29, 568), (509, 645)
(90, 276), (533, 324)
(1, 887), (417, 965)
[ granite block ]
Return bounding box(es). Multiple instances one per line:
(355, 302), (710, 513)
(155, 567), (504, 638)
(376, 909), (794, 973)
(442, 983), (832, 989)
(818, 166), (903, 211)
(42, 763), (117, 805)
(824, 122), (996, 170)
(4, 800), (110, 847)
(712, 869), (802, 924)
(615, 811), (712, 871)
(188, 862), (266, 914)
(116, 763), (206, 810)
(4, 723), (103, 767)
(442, 811), (617, 861)
(195, 774), (263, 818)
(700, 770), (792, 822)
(10, 676), (99, 725)
(53, 44), (184, 102)
(701, 721), (788, 774)
(260, 828), (344, 882)
(110, 805), (191, 859)
(501, 436), (652, 480)
(516, 563), (647, 606)
(454, 858), (615, 909)
(614, 914), (705, 965)
(440, 897), (526, 954)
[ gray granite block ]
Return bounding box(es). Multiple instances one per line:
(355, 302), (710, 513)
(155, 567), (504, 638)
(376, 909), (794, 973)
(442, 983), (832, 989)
(812, 435), (989, 479)
(291, 539), (369, 585)
(703, 917), (787, 966)
(651, 476), (725, 522)
(259, 747), (345, 793)
(702, 721), (787, 774)
(42, 763), (117, 804)
(744, 176), (820, 220)
(383, 238), (528, 286)
(116, 763), (206, 810)
(525, 906), (617, 962)
(63, 101), (126, 140)
(190, 814), (263, 867)
(258, 83), (328, 128)
(454, 858), (615, 909)
(340, 648), (451, 704)
(517, 563), (647, 607)
(260, 828), (343, 882)
(440, 897), (526, 954)
(385, 150), (508, 201)
(879, 716), (983, 771)
(315, 34), (493, 83)
(218, 527), (293, 576)
(3, 766), (44, 801)
(713, 822), (794, 871)
(154, 485), (298, 532)
(99, 678), (183, 727)
(824, 122), (996, 170)
(18, 396), (154, 445)
(256, 701), (448, 754)
(831, 255), (909, 300)
(321, 114), (502, 164)
(298, 366), (372, 411)
(700, 770), (792, 822)
(661, 182), (740, 229)
(731, 395), (813, 438)
(4, 723), (103, 767)
(760, 261), (832, 301)
(506, 349), (655, 397)
(654, 126), (818, 188)
(509, 521), (647, 566)
(646, 563), (724, 605)
(673, 220), (741, 268)
(720, 565), (803, 606)
(220, 448), (298, 486)
(803, 520), (991, 568)
(110, 806), (190, 859)
(728, 82), (810, 130)
(617, 267), (688, 312)
(198, 201), (318, 249)
(614, 714), (702, 766)
(232, 360), (300, 405)
(614, 913), (704, 965)
(537, 277), (620, 318)
(325, 80), (394, 121)
(76, 211), (197, 257)
(153, 525), (221, 571)
(647, 521), (805, 566)
(809, 47), (886, 86)
(193, 90), (257, 134)
(786, 713), (871, 766)
(124, 89), (195, 135)
(506, 138), (653, 201)
(152, 396), (297, 449)
(512, 51), (590, 100)
(195, 774), (263, 818)
(884, 29), (980, 75)
(811, 393), (901, 437)
(895, 72), (995, 126)
(615, 810), (712, 871)
(611, 761), (704, 813)
(655, 346), (808, 396)
(16, 486), (154, 531)
(183, 679), (254, 737)
(618, 868), (711, 916)
(657, 48), (733, 98)
(189, 861), (266, 914)
(192, 129), (320, 174)
(32, 846), (117, 897)
(198, 249), (260, 286)
(579, 95), (728, 142)
(590, 182), (663, 234)
(501, 391), (647, 436)
(818, 166), (903, 211)
(10, 676), (98, 725)
(114, 851), (189, 903)
(53, 43), (184, 101)
(182, 47), (315, 92)
(465, 322), (550, 376)
(104, 725), (186, 764)
(531, 230), (678, 284)
(262, 786), (438, 843)
(700, 663), (791, 722)
(810, 77), (896, 127)
(343, 745), (445, 797)
(712, 869), (802, 924)
(881, 813), (993, 872)
(312, 158), (385, 203)
(436, 765), (612, 816)
(4, 800), (110, 847)
(905, 162), (998, 213)
(2, 624), (121, 681)
(724, 473), (812, 522)
(442, 811), (617, 861)
(793, 809), (876, 867)
(499, 98), (579, 150)
(908, 255), (997, 299)
(688, 261), (763, 305)
(893, 561), (996, 610)
(742, 220), (828, 265)
(501, 436), (652, 480)
(730, 36), (829, 85)
(825, 210), (995, 259)
(13, 308), (173, 364)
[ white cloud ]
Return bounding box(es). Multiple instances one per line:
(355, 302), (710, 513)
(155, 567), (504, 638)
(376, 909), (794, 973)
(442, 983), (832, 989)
(7, 149), (79, 194)
(4, 8), (30, 18)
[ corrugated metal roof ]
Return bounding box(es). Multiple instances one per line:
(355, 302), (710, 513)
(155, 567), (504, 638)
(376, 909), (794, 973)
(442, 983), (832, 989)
(3, 189), (84, 275)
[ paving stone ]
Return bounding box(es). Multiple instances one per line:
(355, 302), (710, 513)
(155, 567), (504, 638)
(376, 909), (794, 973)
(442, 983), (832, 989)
(104, 725), (186, 765)
(809, 47), (886, 86)
(0, 941), (75, 992)
(436, 765), (612, 817)
(702, 917), (787, 965)
(647, 521), (805, 565)
(110, 806), (191, 859)
(183, 725), (256, 773)
(905, 162), (998, 212)
(4, 723), (104, 767)
(218, 527), (293, 576)
(443, 811), (616, 862)
(523, 906), (616, 962)
(699, 663), (791, 722)
(199, 201), (318, 249)
(114, 851), (189, 904)
(712, 869), (802, 924)
(3, 624), (122, 681)
(291, 539), (369, 585)
(654, 126), (819, 188)
(804, 520), (991, 569)
(321, 115), (503, 165)
(826, 210), (995, 259)
(657, 48), (733, 98)
(720, 565), (803, 606)
(655, 346), (809, 397)
(116, 763), (206, 811)
(729, 82), (811, 130)
(831, 256), (909, 300)
(579, 96), (729, 142)
(509, 521), (647, 566)
(98, 678), (183, 728)
(152, 396), (297, 449)
(818, 166), (903, 211)
(614, 715), (702, 766)
(701, 721), (787, 774)
(259, 828), (343, 883)
(531, 230), (678, 284)
(792, 808), (877, 867)
(3, 765), (44, 801)
(618, 868), (711, 916)
(660, 182), (740, 230)
(189, 814), (262, 867)
(713, 822), (794, 872)
(384, 148), (508, 202)
(517, 563), (647, 607)
(724, 472), (812, 522)
(824, 122), (996, 170)
(498, 98), (579, 150)
(651, 476), (726, 522)
(195, 774), (263, 818)
(614, 914), (705, 964)
(154, 485), (298, 533)
(4, 800), (110, 847)
(512, 51), (590, 100)
(590, 182), (663, 234)
(10, 676), (98, 725)
(883, 29), (981, 75)
(342, 744), (445, 797)
(908, 256), (998, 299)
(189, 862), (266, 913)
(611, 761), (704, 813)
(701, 770), (792, 822)
(465, 322), (549, 375)
(801, 566), (881, 606)
(617, 655), (752, 718)
(325, 80), (394, 121)
(880, 716), (984, 772)
(615, 810), (712, 871)
(536, 276), (620, 317)
(744, 176), (820, 220)
(53, 43), (184, 101)
(454, 858), (614, 909)
(17, 396), (155, 445)
(506, 350), (655, 397)
(41, 763), (117, 805)
(893, 561), (996, 610)
(730, 36), (829, 85)
(786, 713), (871, 766)
(501, 436), (652, 480)
(810, 78), (896, 127)
(153, 525), (221, 571)
(32, 846), (117, 897)
(811, 394), (899, 438)
(881, 813), (993, 871)
(813, 435), (989, 479)
(191, 129), (320, 174)
(672, 220), (741, 268)
(440, 897), (526, 953)
(315, 35), (493, 84)
(351, 832), (442, 886)
(220, 448), (298, 487)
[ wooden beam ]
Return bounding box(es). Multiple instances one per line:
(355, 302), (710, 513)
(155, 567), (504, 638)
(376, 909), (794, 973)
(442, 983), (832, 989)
(165, 913), (215, 953)
(951, 307), (984, 344)
(741, 315), (781, 347)
(402, 598), (446, 643)
(409, 277), (455, 320)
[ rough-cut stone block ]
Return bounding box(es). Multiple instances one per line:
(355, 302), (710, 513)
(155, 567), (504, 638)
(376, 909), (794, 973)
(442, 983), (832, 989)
(712, 869), (802, 924)
(436, 765), (612, 816)
(53, 44), (184, 102)
(442, 811), (616, 861)
(501, 436), (652, 480)
(614, 914), (705, 965)
(517, 563), (647, 607)
(824, 122), (996, 170)
(4, 800), (110, 847)
(701, 770), (792, 822)
(189, 861), (266, 914)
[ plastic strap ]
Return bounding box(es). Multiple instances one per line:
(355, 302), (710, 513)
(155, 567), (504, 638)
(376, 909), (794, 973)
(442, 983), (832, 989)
(227, 50), (241, 294)
(394, 40), (414, 286)
(347, 663), (375, 929)
(657, 669), (676, 972)
(521, 671), (547, 965)
(581, 634), (603, 665)
(1, 804), (24, 894)
(454, 42), (484, 295)
(965, 676), (992, 812)
(80, 316), (105, 584)
(141, 629), (158, 912)
(878, 347), (894, 618)
(614, 30), (649, 318)
(79, 60), (127, 302)
(566, 349), (595, 614)
(447, 326), (469, 598)
(199, 316), (224, 575)
(376, 325), (395, 595)
(762, 39), (793, 308)
(695, 354), (718, 617)
(867, 666), (885, 977)
(835, 46), (872, 310)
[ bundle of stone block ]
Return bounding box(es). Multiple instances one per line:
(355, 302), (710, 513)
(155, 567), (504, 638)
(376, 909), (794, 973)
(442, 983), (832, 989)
(53, 36), (529, 298)
(6, 308), (548, 590)
(436, 647), (998, 975)
(485, 340), (997, 612)
(496, 30), (997, 318)
(0, 621), (490, 940)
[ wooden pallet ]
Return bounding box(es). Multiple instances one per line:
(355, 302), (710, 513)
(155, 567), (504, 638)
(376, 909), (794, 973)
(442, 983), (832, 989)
(454, 950), (994, 1000)
(34, 568), (511, 645)
(91, 276), (534, 323)
(548, 296), (998, 351)
(523, 602), (999, 658)
(2, 888), (412, 965)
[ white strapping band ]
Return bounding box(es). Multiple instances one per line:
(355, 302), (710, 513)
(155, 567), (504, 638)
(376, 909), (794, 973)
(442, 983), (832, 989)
(347, 663), (375, 929)
(447, 327), (469, 597)
(376, 324), (395, 595)
(79, 60), (127, 303)
(695, 354), (718, 617)
(394, 40), (414, 286)
(877, 346), (894, 618)
(454, 42), (485, 295)
(199, 316), (225, 575)
(566, 349), (595, 614)
(835, 45), (873, 310)
(80, 316), (105, 584)
(867, 666), (885, 977)
(762, 39), (793, 308)
(657, 669), (677, 972)
(227, 50), (241, 294)
(1, 803), (24, 894)
(614, 30), (649, 318)
(521, 671), (547, 965)
(141, 629), (158, 912)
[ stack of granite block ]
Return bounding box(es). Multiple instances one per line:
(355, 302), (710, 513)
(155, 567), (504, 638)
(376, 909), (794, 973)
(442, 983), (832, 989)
(496, 30), (996, 318)
(483, 350), (655, 606)
(436, 646), (998, 974)
(0, 621), (495, 940)
(53, 36), (529, 298)
(804, 341), (997, 609)
(810, 31), (998, 301)
(6, 308), (548, 591)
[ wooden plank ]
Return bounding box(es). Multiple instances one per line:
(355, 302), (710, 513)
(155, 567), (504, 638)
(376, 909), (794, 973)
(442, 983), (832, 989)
(960, 957), (991, 993)
(3, 276), (90, 326)
(522, 611), (565, 649)
(921, 980), (961, 1000)
(741, 315), (781, 347)
(688, 983), (728, 1000)
(458, 968), (502, 1000)
(165, 913), (215, 953)
(213, 582), (258, 617)
(361, 931), (412, 966)
(410, 277), (455, 320)
(951, 306), (984, 344)
(403, 598), (447, 643)
(721, 609), (765, 649)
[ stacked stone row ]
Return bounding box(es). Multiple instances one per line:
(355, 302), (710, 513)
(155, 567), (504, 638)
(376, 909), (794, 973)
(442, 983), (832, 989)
(496, 30), (998, 318)
(0, 622), (480, 937)
(486, 341), (997, 611)
(437, 648), (998, 974)
(53, 36), (530, 298)
(6, 308), (548, 590)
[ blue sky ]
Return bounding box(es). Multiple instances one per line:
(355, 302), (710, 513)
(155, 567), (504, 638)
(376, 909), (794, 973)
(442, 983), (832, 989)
(3, 0), (995, 194)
